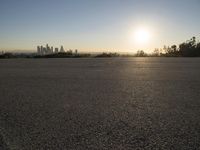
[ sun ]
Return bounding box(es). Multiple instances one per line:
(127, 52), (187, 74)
(133, 27), (151, 44)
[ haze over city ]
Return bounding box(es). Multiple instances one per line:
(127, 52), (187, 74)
(1, 0), (200, 53)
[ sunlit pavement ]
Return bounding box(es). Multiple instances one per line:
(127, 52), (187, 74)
(0, 58), (200, 149)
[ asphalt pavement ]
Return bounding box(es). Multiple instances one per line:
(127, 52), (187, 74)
(0, 58), (200, 149)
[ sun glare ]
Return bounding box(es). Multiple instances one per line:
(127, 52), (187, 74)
(133, 27), (151, 44)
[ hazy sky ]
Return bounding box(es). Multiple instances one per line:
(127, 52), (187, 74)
(0, 0), (200, 52)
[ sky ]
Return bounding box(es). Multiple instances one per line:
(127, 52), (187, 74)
(0, 0), (200, 53)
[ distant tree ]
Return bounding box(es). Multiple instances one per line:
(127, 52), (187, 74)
(135, 50), (147, 57)
(0, 53), (14, 58)
(171, 45), (177, 52)
(190, 37), (196, 46)
(162, 37), (200, 57)
(152, 48), (160, 56)
(179, 37), (197, 57)
(163, 46), (172, 56)
(159, 48), (163, 55)
(95, 52), (120, 57)
(65, 49), (73, 55)
(196, 42), (200, 56)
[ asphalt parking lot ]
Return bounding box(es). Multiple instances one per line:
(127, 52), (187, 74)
(0, 58), (200, 149)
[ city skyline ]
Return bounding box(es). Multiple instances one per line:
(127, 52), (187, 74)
(37, 44), (65, 55)
(0, 0), (200, 53)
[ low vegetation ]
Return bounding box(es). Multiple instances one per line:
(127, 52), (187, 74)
(152, 37), (200, 57)
(34, 52), (91, 58)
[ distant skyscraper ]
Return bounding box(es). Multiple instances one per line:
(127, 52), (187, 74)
(46, 44), (51, 54)
(51, 46), (54, 53)
(37, 46), (41, 55)
(46, 44), (49, 50)
(43, 47), (47, 54)
(40, 46), (44, 55)
(37, 44), (64, 55)
(60, 46), (65, 52)
(55, 48), (59, 53)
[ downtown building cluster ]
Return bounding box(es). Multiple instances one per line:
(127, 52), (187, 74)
(37, 44), (65, 55)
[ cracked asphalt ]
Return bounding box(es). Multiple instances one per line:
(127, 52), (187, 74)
(0, 58), (200, 149)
